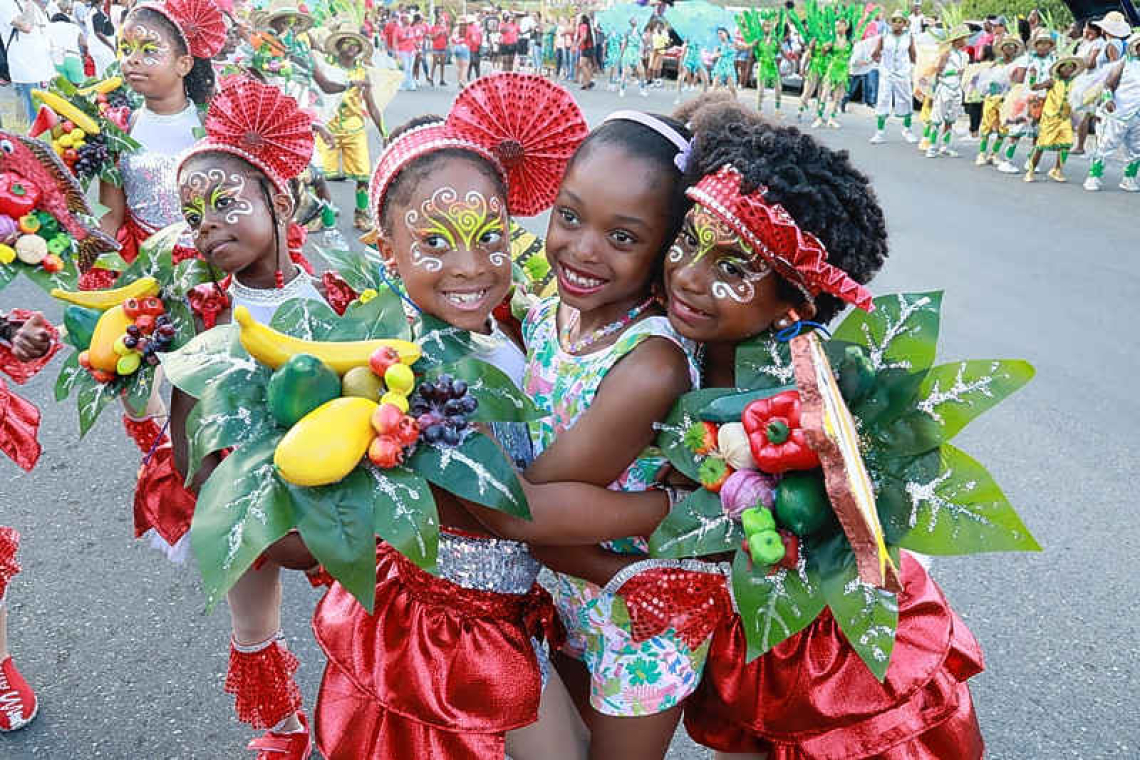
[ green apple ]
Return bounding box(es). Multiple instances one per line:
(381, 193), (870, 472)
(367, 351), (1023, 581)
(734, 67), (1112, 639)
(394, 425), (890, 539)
(341, 365), (384, 401)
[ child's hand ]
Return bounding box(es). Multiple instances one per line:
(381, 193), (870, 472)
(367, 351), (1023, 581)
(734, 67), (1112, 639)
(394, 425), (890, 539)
(11, 313), (53, 362)
(314, 122), (335, 146)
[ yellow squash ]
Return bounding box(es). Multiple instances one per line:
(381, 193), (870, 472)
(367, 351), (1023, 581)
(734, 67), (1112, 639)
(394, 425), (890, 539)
(233, 305), (421, 376)
(88, 304), (132, 373)
(274, 397), (379, 486)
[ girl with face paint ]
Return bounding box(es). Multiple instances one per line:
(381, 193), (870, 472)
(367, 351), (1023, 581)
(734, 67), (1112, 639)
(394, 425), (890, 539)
(168, 77), (326, 760)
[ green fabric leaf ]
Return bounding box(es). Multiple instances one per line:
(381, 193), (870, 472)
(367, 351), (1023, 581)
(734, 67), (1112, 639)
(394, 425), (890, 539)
(160, 325), (267, 400)
(413, 313), (475, 368)
(852, 367), (929, 432)
(92, 251), (129, 272)
(732, 545), (825, 661)
(22, 260), (79, 294)
(817, 533), (898, 681)
(0, 266), (17, 292)
(407, 433), (530, 518)
(268, 298), (341, 340)
(832, 292), (942, 374)
(735, 331), (795, 390)
(366, 464), (439, 572)
(914, 360), (1036, 442)
(191, 433), (296, 609)
(649, 488), (741, 558)
(76, 375), (118, 437)
(54, 351), (84, 402)
(877, 444), (1041, 556)
(327, 289), (410, 341)
(118, 223), (182, 284)
(184, 379), (275, 483)
(121, 364), (156, 418)
(314, 244), (386, 294)
(291, 468), (379, 611)
(425, 359), (542, 422)
(656, 388), (738, 482)
(165, 296), (197, 349)
(170, 258), (225, 297)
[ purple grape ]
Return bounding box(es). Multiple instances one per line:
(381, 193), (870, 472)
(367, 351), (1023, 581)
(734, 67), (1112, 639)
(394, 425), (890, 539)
(123, 336), (138, 349)
(448, 414), (467, 430)
(442, 427), (460, 446)
(451, 379), (468, 397)
(423, 424), (444, 444)
(443, 399), (465, 415)
(459, 396), (478, 414)
(126, 325), (141, 337)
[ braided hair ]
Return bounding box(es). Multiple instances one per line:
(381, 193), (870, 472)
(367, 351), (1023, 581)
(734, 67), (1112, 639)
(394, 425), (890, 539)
(681, 106), (888, 325)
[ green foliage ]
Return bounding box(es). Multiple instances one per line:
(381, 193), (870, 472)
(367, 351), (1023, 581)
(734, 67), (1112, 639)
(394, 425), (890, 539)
(954, 0), (1073, 28)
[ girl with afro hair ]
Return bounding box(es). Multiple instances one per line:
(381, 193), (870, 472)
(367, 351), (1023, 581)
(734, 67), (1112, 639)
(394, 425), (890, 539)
(538, 104), (987, 759)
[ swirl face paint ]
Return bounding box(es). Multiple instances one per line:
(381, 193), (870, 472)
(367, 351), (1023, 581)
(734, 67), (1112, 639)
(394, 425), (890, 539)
(404, 187), (508, 272)
(673, 204), (772, 304)
(180, 169), (256, 240)
(119, 23), (171, 67)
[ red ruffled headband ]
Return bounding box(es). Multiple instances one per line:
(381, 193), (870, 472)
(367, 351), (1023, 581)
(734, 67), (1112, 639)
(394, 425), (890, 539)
(686, 165), (874, 311)
(134, 0), (227, 60)
(370, 72), (588, 224)
(178, 76), (314, 194)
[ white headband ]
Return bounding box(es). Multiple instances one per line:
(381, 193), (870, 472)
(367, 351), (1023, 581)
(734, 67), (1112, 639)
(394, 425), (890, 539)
(602, 110), (691, 155)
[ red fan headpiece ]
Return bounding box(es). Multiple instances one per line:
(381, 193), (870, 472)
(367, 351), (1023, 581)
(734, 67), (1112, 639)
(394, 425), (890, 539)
(178, 76), (313, 194)
(134, 0), (227, 59)
(686, 166), (875, 312)
(370, 72), (587, 225)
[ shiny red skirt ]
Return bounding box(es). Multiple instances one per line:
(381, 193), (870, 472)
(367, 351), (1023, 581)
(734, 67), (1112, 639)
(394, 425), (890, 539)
(685, 553), (985, 760)
(312, 540), (562, 760)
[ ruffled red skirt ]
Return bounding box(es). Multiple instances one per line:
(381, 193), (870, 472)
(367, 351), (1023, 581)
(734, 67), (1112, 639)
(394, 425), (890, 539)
(0, 526), (20, 600)
(312, 541), (562, 760)
(685, 553), (984, 760)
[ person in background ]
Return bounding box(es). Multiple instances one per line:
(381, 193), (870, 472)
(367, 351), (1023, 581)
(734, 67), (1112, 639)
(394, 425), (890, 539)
(648, 19), (668, 87)
(411, 12), (429, 85)
(499, 11), (518, 72)
(576, 11), (595, 89)
(908, 0), (924, 37)
(46, 9), (86, 84)
(466, 12), (483, 79)
(451, 15), (470, 87)
(554, 15), (568, 79)
(383, 8), (398, 56)
(528, 12), (544, 73)
(428, 7), (448, 87)
(0, 0), (55, 123)
(1075, 11), (1129, 154)
(395, 12), (417, 91)
(83, 0), (114, 76)
(734, 24), (753, 91)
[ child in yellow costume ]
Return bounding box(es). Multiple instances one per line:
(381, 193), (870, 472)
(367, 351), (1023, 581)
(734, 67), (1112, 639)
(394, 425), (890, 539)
(976, 36), (1024, 166)
(1025, 55), (1084, 183)
(318, 23), (386, 230)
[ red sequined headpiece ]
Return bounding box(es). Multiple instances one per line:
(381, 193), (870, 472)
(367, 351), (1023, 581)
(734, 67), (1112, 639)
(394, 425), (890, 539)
(370, 72), (588, 224)
(135, 0), (227, 59)
(178, 76), (314, 193)
(686, 166), (875, 311)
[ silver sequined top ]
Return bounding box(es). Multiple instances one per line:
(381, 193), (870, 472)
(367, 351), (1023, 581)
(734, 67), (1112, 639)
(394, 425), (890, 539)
(119, 104), (201, 233)
(436, 530), (541, 595)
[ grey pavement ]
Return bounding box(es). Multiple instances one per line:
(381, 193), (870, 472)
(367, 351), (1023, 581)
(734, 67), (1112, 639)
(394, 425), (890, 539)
(0, 79), (1136, 759)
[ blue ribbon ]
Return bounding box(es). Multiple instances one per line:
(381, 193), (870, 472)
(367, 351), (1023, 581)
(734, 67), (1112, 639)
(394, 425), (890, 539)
(775, 320), (832, 342)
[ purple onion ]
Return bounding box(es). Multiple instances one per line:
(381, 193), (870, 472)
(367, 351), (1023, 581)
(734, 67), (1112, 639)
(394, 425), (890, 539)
(0, 215), (18, 244)
(719, 470), (777, 521)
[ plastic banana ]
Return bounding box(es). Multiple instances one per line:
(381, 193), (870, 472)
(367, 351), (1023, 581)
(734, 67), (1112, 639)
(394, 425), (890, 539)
(88, 304), (131, 373)
(51, 276), (160, 309)
(233, 305), (421, 375)
(77, 77), (123, 96)
(31, 89), (100, 135)
(275, 397), (378, 486)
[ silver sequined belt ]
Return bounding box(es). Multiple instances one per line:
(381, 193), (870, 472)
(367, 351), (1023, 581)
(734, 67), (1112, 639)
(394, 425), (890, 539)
(433, 529), (542, 595)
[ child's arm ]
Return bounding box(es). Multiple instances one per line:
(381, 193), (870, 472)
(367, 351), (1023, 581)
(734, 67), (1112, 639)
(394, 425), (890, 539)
(98, 182), (126, 239)
(525, 336), (692, 488)
(871, 35), (883, 62)
(312, 62), (348, 94)
(359, 79), (386, 141)
(908, 36), (916, 64)
(531, 544), (638, 587)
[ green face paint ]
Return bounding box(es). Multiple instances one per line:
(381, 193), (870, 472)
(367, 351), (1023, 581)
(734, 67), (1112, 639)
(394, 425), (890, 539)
(404, 187), (509, 272)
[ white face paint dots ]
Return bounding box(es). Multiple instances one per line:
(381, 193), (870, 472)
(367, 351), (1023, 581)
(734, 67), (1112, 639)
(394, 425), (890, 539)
(404, 186), (509, 273)
(673, 204), (774, 305)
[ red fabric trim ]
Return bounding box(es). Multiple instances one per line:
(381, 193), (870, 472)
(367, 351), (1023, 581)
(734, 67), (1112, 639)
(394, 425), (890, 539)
(0, 526), (20, 600)
(225, 638), (302, 730)
(0, 310), (61, 385)
(321, 271), (357, 316)
(0, 379), (42, 472)
(619, 565), (733, 650)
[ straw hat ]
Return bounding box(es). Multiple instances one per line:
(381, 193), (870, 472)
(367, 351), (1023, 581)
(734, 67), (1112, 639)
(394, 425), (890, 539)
(996, 35), (1024, 57)
(1030, 27), (1055, 46)
(888, 9), (906, 23)
(1093, 11), (1130, 39)
(265, 0), (314, 33)
(1050, 54), (1085, 79)
(943, 23), (973, 44)
(325, 21), (373, 59)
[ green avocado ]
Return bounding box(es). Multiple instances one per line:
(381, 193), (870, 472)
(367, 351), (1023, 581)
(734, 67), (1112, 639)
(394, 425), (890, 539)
(267, 353), (341, 428)
(774, 471), (835, 537)
(63, 305), (102, 350)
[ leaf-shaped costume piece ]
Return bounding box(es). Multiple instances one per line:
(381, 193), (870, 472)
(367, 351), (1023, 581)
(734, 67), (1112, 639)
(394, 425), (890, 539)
(647, 292), (1039, 677)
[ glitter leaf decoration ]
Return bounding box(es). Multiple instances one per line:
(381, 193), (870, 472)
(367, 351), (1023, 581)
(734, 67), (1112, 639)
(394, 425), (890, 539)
(407, 433), (530, 518)
(424, 360), (544, 423)
(184, 377), (274, 483)
(732, 544), (825, 661)
(915, 360), (1036, 441)
(368, 465), (439, 574)
(655, 388), (739, 483)
(832, 291), (942, 373)
(735, 330), (795, 390)
(649, 488), (742, 559)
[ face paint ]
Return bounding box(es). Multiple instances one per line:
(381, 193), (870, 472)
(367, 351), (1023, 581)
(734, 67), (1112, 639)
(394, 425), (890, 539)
(404, 187), (508, 272)
(180, 169), (255, 237)
(673, 204), (773, 304)
(119, 23), (170, 67)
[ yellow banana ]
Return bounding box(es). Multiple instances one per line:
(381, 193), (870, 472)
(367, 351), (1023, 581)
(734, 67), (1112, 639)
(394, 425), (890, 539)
(30, 89), (100, 135)
(77, 77), (123, 96)
(51, 276), (160, 309)
(275, 397), (378, 486)
(233, 305), (420, 375)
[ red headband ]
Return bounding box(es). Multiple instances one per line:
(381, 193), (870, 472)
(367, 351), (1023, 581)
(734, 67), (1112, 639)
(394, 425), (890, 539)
(178, 76), (313, 194)
(134, 0), (226, 59)
(370, 72), (588, 223)
(686, 166), (874, 311)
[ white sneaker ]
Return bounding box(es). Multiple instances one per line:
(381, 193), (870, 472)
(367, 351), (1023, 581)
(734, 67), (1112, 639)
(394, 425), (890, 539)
(1024, 157), (1042, 173)
(827, 118), (840, 129)
(996, 159), (1020, 174)
(811, 117), (823, 128)
(925, 147), (938, 158)
(1120, 176), (1140, 192)
(1083, 176), (1102, 191)
(639, 87), (648, 98)
(974, 153), (988, 166)
(869, 130), (886, 144)
(939, 147), (959, 158)
(902, 128), (918, 143)
(619, 87), (625, 98)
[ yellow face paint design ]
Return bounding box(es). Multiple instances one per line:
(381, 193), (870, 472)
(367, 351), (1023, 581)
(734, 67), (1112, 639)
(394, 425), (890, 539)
(670, 204), (772, 304)
(118, 23), (170, 67)
(404, 187), (508, 272)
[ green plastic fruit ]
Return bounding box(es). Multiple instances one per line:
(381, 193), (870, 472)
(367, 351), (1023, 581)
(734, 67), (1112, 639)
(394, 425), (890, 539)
(740, 506), (776, 537)
(267, 353), (341, 428)
(341, 365), (384, 401)
(774, 471), (834, 536)
(63, 304), (102, 350)
(748, 530), (786, 565)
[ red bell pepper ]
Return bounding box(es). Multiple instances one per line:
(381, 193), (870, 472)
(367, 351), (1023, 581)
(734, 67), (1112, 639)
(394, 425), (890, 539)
(0, 174), (41, 218)
(741, 390), (820, 473)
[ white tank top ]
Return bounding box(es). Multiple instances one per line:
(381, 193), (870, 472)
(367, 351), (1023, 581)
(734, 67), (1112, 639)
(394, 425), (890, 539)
(228, 273), (325, 325)
(1113, 58), (1140, 119)
(119, 103), (201, 233)
(880, 32), (912, 75)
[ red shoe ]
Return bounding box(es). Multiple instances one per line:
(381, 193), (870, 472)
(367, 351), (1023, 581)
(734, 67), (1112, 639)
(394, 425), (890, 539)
(0, 656), (38, 731)
(247, 711), (312, 759)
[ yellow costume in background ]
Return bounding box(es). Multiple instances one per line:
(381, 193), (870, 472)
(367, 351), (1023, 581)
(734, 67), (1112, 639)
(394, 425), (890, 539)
(318, 62), (371, 181)
(1036, 77), (1074, 150)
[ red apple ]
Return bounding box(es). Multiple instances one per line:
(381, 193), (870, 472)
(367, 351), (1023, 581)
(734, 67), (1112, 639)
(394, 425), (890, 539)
(368, 435), (403, 468)
(370, 402), (404, 436)
(369, 345), (400, 377)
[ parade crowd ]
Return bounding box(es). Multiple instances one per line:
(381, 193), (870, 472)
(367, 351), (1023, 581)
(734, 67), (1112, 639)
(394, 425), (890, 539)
(0, 0), (1097, 759)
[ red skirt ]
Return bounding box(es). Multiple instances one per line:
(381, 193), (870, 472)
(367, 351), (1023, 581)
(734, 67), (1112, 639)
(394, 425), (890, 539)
(0, 526), (19, 600)
(685, 553), (985, 760)
(312, 540), (562, 760)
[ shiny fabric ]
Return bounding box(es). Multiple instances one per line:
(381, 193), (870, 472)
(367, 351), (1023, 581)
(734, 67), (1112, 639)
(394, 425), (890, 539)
(0, 311), (60, 472)
(685, 553), (985, 760)
(312, 539), (561, 759)
(0, 527), (20, 601)
(225, 636), (303, 730)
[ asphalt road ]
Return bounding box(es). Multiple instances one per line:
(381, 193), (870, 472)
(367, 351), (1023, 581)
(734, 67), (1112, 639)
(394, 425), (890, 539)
(1, 79), (1136, 759)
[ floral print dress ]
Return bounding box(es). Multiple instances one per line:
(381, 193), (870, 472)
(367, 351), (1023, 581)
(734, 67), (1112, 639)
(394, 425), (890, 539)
(523, 296), (709, 717)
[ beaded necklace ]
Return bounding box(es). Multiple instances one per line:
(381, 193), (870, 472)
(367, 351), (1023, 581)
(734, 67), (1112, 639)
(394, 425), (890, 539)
(558, 296), (655, 354)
